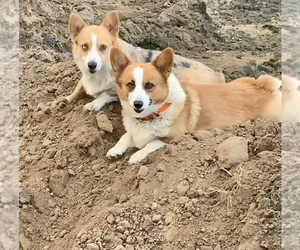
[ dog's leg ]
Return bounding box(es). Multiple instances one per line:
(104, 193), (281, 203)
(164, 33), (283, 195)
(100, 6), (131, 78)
(128, 139), (166, 164)
(66, 78), (84, 102)
(106, 132), (135, 158)
(84, 91), (118, 111)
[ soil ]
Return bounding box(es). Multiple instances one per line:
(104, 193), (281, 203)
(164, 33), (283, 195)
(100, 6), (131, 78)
(19, 0), (282, 250)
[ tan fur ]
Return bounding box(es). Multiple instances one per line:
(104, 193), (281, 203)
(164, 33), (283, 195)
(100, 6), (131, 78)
(178, 68), (226, 85)
(282, 74), (300, 122)
(177, 75), (281, 133)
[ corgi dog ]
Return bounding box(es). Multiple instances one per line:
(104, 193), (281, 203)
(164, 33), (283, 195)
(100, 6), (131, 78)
(63, 11), (225, 111)
(282, 74), (300, 122)
(106, 47), (281, 164)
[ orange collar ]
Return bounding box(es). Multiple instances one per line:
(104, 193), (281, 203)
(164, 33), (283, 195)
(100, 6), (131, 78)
(138, 103), (172, 121)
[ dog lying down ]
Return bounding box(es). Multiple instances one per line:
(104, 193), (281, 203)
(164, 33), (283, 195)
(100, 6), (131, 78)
(281, 74), (300, 122)
(106, 47), (282, 164)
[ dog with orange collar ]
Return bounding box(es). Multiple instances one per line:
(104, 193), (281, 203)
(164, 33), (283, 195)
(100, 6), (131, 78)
(106, 47), (281, 164)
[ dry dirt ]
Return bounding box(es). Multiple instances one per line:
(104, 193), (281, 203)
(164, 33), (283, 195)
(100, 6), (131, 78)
(19, 0), (282, 250)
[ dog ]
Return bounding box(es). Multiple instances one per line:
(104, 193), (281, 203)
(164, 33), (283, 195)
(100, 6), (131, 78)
(282, 74), (300, 122)
(63, 11), (225, 111)
(106, 47), (281, 164)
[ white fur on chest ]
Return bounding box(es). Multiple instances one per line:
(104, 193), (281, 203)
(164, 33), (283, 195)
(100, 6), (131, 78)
(82, 69), (114, 98)
(123, 114), (172, 149)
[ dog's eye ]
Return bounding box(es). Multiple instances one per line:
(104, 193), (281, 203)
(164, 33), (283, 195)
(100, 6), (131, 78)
(145, 82), (154, 90)
(127, 80), (135, 90)
(82, 44), (89, 51)
(100, 45), (107, 51)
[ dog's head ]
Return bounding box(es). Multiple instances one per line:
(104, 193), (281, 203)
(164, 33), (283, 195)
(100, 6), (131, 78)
(69, 11), (120, 74)
(110, 47), (174, 116)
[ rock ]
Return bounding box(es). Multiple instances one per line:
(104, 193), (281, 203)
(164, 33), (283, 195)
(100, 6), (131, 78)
(107, 214), (115, 224)
(157, 172), (164, 182)
(137, 165), (149, 179)
(176, 180), (190, 196)
(194, 130), (214, 141)
(137, 236), (144, 245)
(86, 243), (100, 250)
(165, 227), (174, 242)
(19, 233), (31, 250)
(54, 149), (68, 168)
(238, 240), (264, 250)
(126, 236), (134, 244)
(125, 244), (134, 250)
(109, 204), (123, 215)
(59, 230), (67, 238)
(114, 246), (126, 250)
(42, 139), (52, 147)
(165, 212), (174, 225)
(49, 170), (70, 196)
(201, 247), (213, 250)
(258, 198), (271, 208)
(156, 163), (165, 172)
(152, 214), (162, 223)
(187, 189), (199, 199)
(32, 191), (51, 213)
(178, 196), (189, 204)
(96, 112), (113, 133)
(120, 220), (131, 229)
(216, 136), (249, 170)
(116, 226), (125, 233)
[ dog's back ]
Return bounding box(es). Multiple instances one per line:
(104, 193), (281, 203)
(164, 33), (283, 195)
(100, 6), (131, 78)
(182, 75), (281, 130)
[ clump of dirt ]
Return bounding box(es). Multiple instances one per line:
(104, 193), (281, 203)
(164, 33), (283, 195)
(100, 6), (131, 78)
(19, 0), (282, 250)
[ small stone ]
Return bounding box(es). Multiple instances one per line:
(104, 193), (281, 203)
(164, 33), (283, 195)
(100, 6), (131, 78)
(60, 230), (67, 238)
(96, 112), (113, 133)
(20, 234), (31, 250)
(116, 226), (125, 233)
(80, 234), (88, 244)
(120, 220), (131, 229)
(258, 198), (271, 208)
(126, 236), (134, 244)
(178, 196), (189, 204)
(157, 172), (164, 182)
(201, 247), (213, 250)
(137, 166), (148, 180)
(165, 212), (174, 225)
(187, 189), (199, 199)
(110, 204), (123, 215)
(49, 170), (70, 197)
(137, 236), (144, 245)
(86, 243), (100, 250)
(125, 244), (134, 250)
(176, 180), (190, 196)
(194, 131), (214, 141)
(107, 214), (115, 224)
(152, 214), (162, 223)
(43, 139), (52, 147)
(114, 246), (126, 250)
(156, 164), (165, 172)
(216, 136), (249, 170)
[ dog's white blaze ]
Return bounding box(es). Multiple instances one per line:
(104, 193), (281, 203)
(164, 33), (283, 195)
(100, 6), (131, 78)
(128, 67), (151, 109)
(83, 33), (102, 72)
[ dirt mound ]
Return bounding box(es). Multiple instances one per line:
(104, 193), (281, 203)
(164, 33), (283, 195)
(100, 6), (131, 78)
(19, 0), (282, 249)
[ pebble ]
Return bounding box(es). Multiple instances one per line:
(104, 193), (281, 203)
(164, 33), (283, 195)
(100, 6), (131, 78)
(137, 166), (149, 179)
(107, 214), (115, 224)
(165, 212), (174, 225)
(194, 131), (214, 141)
(176, 180), (190, 196)
(110, 204), (123, 215)
(114, 245), (126, 250)
(216, 136), (249, 170)
(86, 243), (99, 250)
(96, 112), (113, 133)
(152, 214), (162, 223)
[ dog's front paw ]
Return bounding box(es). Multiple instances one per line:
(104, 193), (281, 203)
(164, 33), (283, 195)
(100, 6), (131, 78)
(128, 150), (148, 165)
(106, 146), (125, 159)
(84, 100), (104, 111)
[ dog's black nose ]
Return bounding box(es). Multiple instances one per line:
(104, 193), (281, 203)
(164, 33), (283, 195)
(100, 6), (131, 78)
(88, 61), (97, 71)
(134, 100), (143, 109)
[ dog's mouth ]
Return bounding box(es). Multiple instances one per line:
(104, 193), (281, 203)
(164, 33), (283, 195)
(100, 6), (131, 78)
(134, 108), (144, 113)
(89, 70), (97, 74)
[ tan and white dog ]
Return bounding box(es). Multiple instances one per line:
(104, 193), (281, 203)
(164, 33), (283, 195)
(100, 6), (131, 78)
(107, 47), (281, 164)
(64, 11), (225, 111)
(282, 74), (300, 122)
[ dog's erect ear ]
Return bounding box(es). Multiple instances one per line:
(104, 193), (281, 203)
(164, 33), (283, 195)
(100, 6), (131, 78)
(101, 11), (120, 37)
(69, 14), (88, 42)
(110, 47), (131, 79)
(152, 48), (174, 80)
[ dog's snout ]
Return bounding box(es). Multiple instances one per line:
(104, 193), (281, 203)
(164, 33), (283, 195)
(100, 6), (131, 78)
(133, 100), (143, 109)
(88, 61), (97, 71)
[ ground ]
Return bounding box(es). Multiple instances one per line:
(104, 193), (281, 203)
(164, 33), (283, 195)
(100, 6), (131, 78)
(19, 0), (282, 250)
